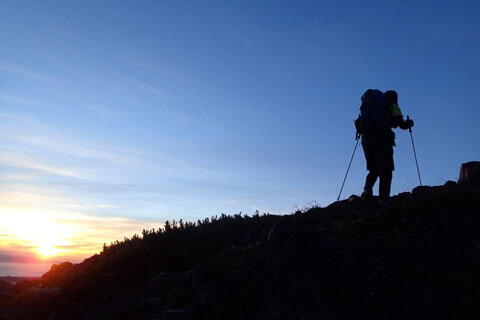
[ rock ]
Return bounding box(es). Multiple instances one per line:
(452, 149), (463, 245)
(347, 195), (360, 203)
(0, 292), (12, 306)
(59, 301), (87, 320)
(13, 279), (37, 294)
(161, 308), (188, 320)
(395, 192), (411, 201)
(143, 297), (163, 314)
(42, 262), (74, 287)
(27, 287), (61, 304)
(145, 297), (163, 307)
(49, 310), (67, 320)
(151, 271), (195, 295)
(1, 287), (60, 320)
(412, 185), (432, 197)
(150, 271), (167, 286)
(0, 279), (14, 295)
(267, 226), (276, 243)
(444, 180), (457, 188)
(459, 161), (480, 185)
(195, 285), (214, 305)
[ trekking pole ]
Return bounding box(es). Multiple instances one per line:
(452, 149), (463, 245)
(407, 116), (422, 186)
(337, 134), (361, 201)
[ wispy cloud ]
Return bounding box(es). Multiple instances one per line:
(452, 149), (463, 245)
(96, 204), (119, 209)
(0, 60), (194, 129)
(0, 111), (223, 183)
(0, 152), (97, 180)
(0, 92), (37, 105)
(119, 74), (175, 99)
(0, 61), (57, 84)
(0, 250), (39, 263)
(0, 173), (41, 181)
(0, 111), (42, 125)
(0, 112), (145, 167)
(66, 203), (120, 210)
(11, 134), (144, 166)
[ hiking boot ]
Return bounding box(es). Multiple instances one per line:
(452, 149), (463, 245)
(361, 189), (373, 201)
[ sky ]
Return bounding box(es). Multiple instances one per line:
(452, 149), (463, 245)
(0, 0), (479, 263)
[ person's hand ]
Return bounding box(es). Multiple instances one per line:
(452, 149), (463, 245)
(405, 118), (414, 129)
(354, 118), (361, 131)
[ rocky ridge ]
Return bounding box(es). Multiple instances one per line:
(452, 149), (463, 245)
(1, 169), (480, 319)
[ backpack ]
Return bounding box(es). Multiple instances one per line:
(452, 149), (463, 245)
(356, 89), (389, 134)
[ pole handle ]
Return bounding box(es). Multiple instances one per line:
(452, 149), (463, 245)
(407, 115), (412, 132)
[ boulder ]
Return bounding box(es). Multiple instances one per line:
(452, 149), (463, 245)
(444, 180), (457, 188)
(458, 161), (480, 185)
(13, 278), (37, 294)
(0, 293), (12, 306)
(150, 270), (196, 295)
(0, 279), (14, 295)
(143, 297), (163, 312)
(48, 310), (67, 320)
(161, 308), (189, 320)
(347, 195), (361, 203)
(42, 262), (74, 287)
(412, 185), (432, 197)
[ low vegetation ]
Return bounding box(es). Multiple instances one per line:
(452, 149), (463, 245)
(1, 181), (480, 319)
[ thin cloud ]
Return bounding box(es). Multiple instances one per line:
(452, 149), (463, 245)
(96, 204), (119, 209)
(0, 251), (38, 263)
(0, 173), (41, 181)
(12, 134), (144, 166)
(119, 74), (175, 100)
(0, 153), (97, 180)
(66, 203), (120, 210)
(0, 111), (43, 125)
(0, 61), (57, 83)
(0, 92), (37, 105)
(0, 112), (145, 167)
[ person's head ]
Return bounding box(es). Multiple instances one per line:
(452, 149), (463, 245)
(385, 90), (398, 104)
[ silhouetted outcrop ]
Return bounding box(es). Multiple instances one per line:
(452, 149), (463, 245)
(459, 161), (480, 184)
(1, 164), (480, 319)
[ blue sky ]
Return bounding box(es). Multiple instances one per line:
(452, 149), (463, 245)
(0, 1), (479, 258)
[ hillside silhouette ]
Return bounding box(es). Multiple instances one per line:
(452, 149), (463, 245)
(1, 174), (480, 319)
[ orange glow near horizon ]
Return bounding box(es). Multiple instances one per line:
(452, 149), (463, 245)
(0, 205), (162, 262)
(36, 244), (63, 259)
(1, 208), (80, 260)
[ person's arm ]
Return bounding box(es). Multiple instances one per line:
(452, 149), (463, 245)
(398, 117), (414, 130)
(391, 103), (413, 129)
(355, 105), (365, 136)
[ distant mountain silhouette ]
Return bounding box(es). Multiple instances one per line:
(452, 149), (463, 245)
(1, 166), (480, 319)
(0, 252), (39, 263)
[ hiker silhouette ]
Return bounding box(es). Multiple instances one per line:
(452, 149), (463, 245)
(355, 89), (414, 201)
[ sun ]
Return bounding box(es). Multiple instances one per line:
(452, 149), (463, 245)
(2, 210), (76, 259)
(35, 242), (63, 259)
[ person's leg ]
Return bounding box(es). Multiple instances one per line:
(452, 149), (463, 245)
(362, 137), (378, 198)
(379, 142), (394, 199)
(364, 170), (379, 196)
(379, 170), (392, 199)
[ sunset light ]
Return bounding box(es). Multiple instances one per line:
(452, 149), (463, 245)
(0, 204), (160, 261)
(36, 243), (63, 259)
(0, 0), (479, 318)
(1, 209), (76, 259)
